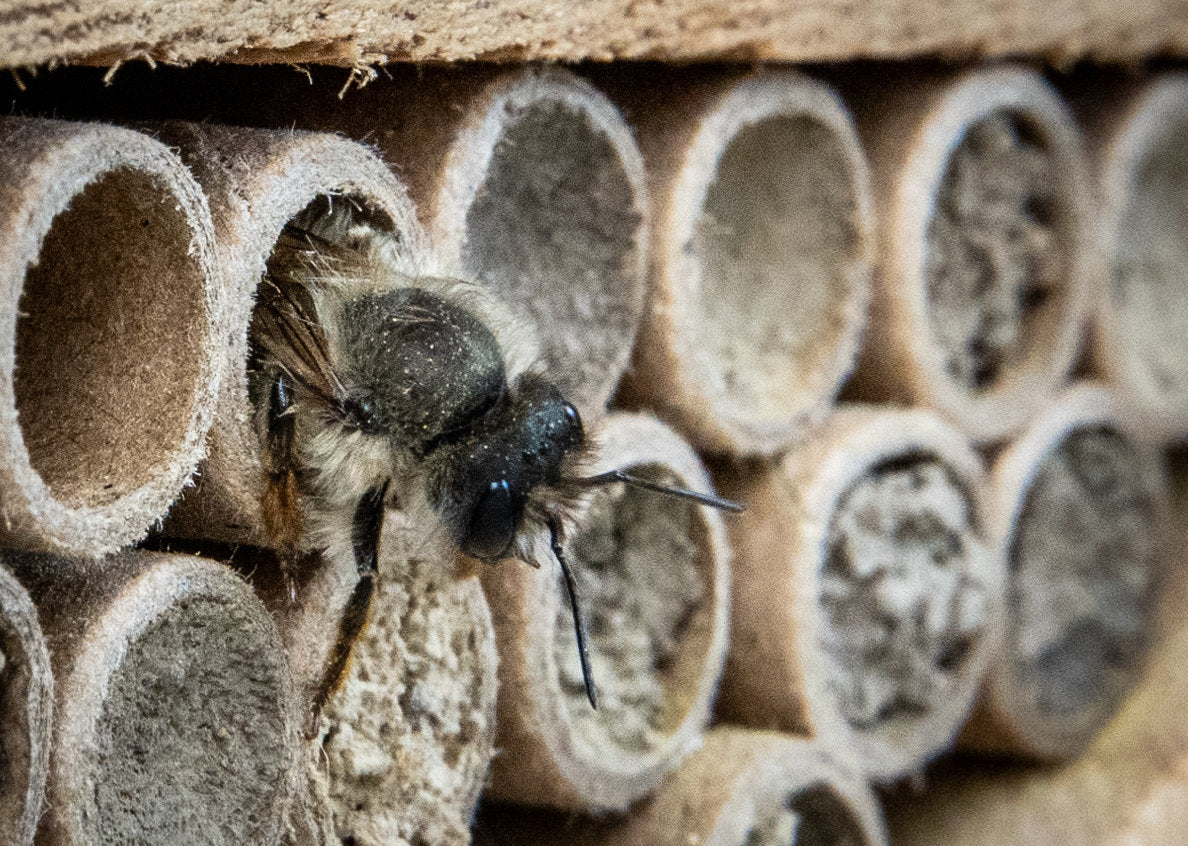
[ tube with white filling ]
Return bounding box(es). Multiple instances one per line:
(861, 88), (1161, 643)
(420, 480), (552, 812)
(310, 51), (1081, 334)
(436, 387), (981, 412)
(717, 405), (1003, 782)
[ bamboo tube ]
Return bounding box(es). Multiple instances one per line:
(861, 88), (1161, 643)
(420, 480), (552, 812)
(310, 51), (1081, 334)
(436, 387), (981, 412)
(0, 563), (51, 846)
(840, 65), (1094, 444)
(0, 116), (222, 556)
(157, 123), (428, 546)
(7, 550), (302, 845)
(961, 383), (1169, 760)
(472, 727), (888, 846)
(233, 518), (498, 846)
(717, 405), (1003, 782)
(1087, 74), (1188, 441)
(480, 412), (730, 812)
(607, 68), (874, 456)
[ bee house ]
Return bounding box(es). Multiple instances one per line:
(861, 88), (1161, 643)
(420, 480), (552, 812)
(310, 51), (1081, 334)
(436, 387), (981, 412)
(1, 4), (1188, 846)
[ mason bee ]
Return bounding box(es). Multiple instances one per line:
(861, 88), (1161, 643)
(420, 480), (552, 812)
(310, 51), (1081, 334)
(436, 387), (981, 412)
(250, 197), (741, 713)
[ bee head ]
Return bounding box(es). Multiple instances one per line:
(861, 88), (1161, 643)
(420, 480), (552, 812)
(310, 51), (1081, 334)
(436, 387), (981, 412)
(426, 377), (585, 561)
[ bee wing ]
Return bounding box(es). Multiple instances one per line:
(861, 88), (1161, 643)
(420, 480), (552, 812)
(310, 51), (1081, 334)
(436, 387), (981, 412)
(254, 236), (352, 418)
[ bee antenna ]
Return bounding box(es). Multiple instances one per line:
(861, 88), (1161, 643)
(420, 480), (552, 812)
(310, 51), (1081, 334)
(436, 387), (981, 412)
(574, 469), (745, 513)
(547, 513), (598, 709)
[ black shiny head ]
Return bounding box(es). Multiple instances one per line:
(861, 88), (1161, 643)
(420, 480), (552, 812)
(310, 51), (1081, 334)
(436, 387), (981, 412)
(427, 377), (584, 561)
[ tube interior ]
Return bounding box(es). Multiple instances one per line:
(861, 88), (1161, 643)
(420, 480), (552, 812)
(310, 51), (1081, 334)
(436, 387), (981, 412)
(553, 462), (714, 754)
(88, 592), (291, 844)
(693, 115), (862, 422)
(924, 112), (1068, 392)
(0, 621), (29, 831)
(1009, 427), (1159, 727)
(462, 99), (641, 404)
(1112, 110), (1188, 400)
(15, 167), (205, 508)
(820, 455), (991, 732)
(744, 784), (867, 846)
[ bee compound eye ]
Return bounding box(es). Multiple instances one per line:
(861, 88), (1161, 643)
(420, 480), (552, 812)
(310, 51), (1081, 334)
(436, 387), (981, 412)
(463, 479), (521, 561)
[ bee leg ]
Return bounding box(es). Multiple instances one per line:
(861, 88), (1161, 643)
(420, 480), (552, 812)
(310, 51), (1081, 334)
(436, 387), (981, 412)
(260, 372), (304, 603)
(548, 514), (598, 709)
(308, 480), (390, 733)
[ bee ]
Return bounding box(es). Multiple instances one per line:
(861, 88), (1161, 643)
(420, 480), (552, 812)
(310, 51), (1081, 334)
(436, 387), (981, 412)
(249, 197), (742, 715)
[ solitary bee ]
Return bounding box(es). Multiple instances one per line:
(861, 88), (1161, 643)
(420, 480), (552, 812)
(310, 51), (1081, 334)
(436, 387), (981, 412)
(250, 198), (741, 714)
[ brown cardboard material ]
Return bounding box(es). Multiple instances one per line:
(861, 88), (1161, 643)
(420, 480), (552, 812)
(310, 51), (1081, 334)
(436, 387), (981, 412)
(961, 383), (1170, 760)
(0, 117), (222, 557)
(0, 562), (51, 846)
(717, 405), (1003, 782)
(612, 68), (873, 456)
(482, 412), (731, 812)
(9, 550), (302, 845)
(473, 727), (888, 846)
(843, 66), (1094, 444)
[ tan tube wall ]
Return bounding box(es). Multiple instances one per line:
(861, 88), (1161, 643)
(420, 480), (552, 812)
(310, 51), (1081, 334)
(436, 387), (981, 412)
(0, 563), (51, 846)
(605, 67), (874, 456)
(0, 117), (224, 557)
(481, 412), (731, 812)
(717, 405), (1003, 782)
(840, 65), (1094, 444)
(10, 550), (302, 845)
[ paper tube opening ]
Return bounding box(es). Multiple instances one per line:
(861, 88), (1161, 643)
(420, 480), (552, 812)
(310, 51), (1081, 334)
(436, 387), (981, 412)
(15, 167), (206, 510)
(38, 554), (300, 845)
(0, 564), (51, 846)
(924, 112), (1068, 394)
(1004, 427), (1159, 747)
(552, 461), (718, 754)
(680, 103), (870, 450)
(745, 783), (869, 846)
(1098, 76), (1188, 437)
(445, 70), (648, 416)
(821, 452), (992, 734)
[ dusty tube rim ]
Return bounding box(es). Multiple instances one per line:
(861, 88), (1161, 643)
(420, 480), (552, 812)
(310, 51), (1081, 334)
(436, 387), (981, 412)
(1097, 75), (1188, 439)
(663, 71), (874, 455)
(891, 66), (1091, 442)
(432, 66), (649, 417)
(983, 383), (1168, 758)
(786, 408), (1003, 781)
(0, 121), (221, 555)
(535, 414), (730, 809)
(0, 562), (52, 846)
(51, 556), (300, 844)
(159, 125), (429, 546)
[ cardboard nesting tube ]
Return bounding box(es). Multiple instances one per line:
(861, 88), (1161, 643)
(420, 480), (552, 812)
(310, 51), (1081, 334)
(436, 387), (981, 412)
(613, 69), (874, 456)
(0, 563), (51, 846)
(1090, 75), (1188, 441)
(481, 412), (730, 812)
(7, 550), (302, 845)
(235, 519), (498, 845)
(473, 727), (888, 846)
(716, 405), (1003, 782)
(157, 124), (428, 546)
(961, 382), (1169, 760)
(843, 66), (1093, 444)
(886, 519), (1188, 846)
(422, 66), (649, 420)
(0, 117), (222, 557)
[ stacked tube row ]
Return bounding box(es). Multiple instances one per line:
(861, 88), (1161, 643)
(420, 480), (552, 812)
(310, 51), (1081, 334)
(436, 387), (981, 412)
(0, 62), (1183, 845)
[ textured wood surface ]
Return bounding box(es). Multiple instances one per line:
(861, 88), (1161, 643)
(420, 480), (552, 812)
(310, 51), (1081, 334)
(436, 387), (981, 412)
(2, 0), (1187, 69)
